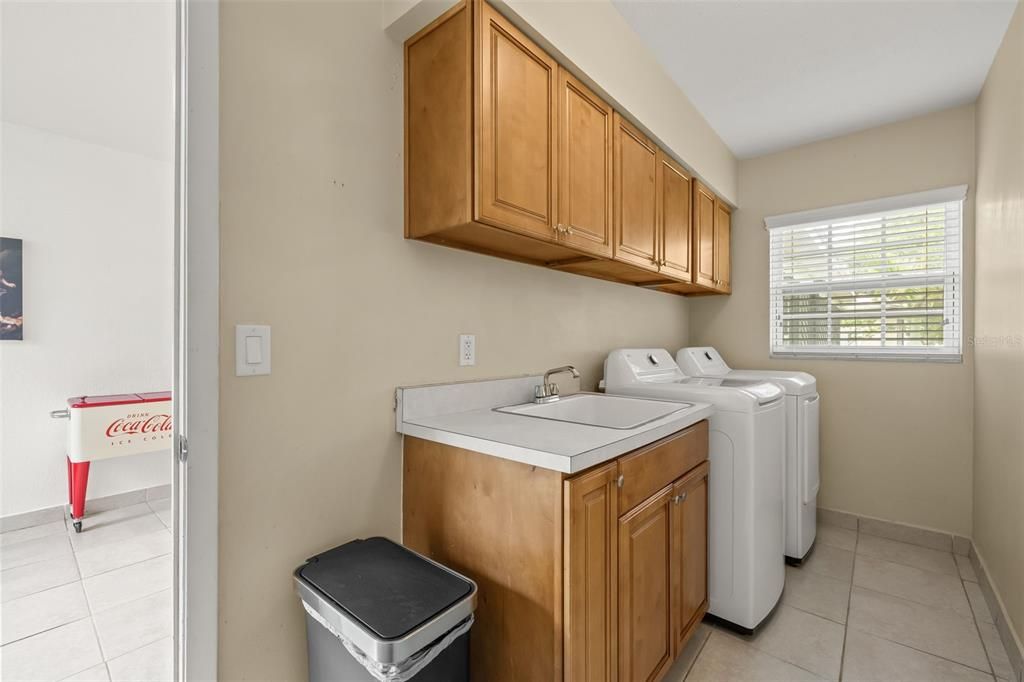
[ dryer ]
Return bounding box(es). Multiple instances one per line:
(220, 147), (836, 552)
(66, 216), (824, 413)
(603, 348), (786, 632)
(678, 347), (819, 562)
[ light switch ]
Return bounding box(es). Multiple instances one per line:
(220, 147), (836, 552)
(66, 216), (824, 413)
(245, 336), (262, 364)
(235, 325), (271, 376)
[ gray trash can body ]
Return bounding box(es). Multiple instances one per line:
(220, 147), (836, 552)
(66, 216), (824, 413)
(294, 537), (476, 682)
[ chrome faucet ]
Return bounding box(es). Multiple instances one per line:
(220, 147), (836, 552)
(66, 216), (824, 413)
(535, 365), (580, 404)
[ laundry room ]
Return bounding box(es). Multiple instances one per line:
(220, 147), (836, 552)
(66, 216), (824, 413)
(2, 0), (1022, 681)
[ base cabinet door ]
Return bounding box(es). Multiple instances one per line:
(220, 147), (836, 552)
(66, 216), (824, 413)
(564, 463), (618, 682)
(618, 487), (674, 682)
(671, 462), (709, 653)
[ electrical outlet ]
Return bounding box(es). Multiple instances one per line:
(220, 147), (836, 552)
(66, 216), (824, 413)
(459, 334), (476, 366)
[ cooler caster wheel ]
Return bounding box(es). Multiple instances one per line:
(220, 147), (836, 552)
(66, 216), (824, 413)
(73, 520), (82, 533)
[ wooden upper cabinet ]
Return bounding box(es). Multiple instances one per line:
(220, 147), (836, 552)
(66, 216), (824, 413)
(657, 150), (693, 283)
(693, 180), (717, 289)
(618, 486), (674, 682)
(476, 2), (557, 240)
(405, 0), (731, 297)
(613, 114), (659, 273)
(715, 200), (732, 293)
(564, 463), (618, 682)
(557, 68), (613, 258)
(671, 461), (709, 655)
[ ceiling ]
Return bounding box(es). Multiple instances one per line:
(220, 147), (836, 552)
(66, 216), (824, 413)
(1, 1), (175, 161)
(612, 0), (1018, 158)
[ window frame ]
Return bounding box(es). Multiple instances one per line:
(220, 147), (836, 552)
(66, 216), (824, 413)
(766, 186), (966, 363)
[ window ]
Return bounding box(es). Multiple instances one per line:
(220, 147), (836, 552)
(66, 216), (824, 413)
(767, 186), (965, 361)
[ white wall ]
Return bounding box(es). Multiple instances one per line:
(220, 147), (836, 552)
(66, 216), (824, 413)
(0, 124), (174, 516)
(0, 0), (175, 517)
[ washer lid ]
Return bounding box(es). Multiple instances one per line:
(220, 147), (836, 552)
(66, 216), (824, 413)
(297, 537), (474, 641)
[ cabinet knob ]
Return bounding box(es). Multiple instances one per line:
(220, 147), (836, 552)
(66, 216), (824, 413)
(673, 492), (687, 505)
(617, 474), (625, 489)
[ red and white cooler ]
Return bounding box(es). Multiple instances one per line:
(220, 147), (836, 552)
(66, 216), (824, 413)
(51, 391), (173, 532)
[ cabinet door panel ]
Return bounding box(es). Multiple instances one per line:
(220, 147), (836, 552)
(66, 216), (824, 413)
(693, 180), (716, 288)
(558, 68), (613, 257)
(476, 3), (557, 239)
(657, 150), (693, 282)
(715, 201), (732, 293)
(619, 487), (673, 682)
(565, 463), (618, 682)
(672, 462), (709, 654)
(613, 115), (659, 272)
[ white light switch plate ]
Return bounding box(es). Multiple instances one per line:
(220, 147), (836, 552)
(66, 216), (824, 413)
(236, 325), (271, 376)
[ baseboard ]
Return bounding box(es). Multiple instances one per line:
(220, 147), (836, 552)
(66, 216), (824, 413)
(819, 506), (1023, 681)
(970, 544), (1024, 682)
(0, 484), (170, 533)
(818, 506), (971, 555)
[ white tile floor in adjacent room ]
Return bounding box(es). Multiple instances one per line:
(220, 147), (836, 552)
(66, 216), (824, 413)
(0, 497), (173, 682)
(667, 519), (1015, 682)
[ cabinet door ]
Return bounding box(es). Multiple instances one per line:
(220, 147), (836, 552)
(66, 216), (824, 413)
(671, 462), (709, 655)
(613, 114), (659, 272)
(476, 2), (557, 240)
(657, 150), (693, 282)
(693, 180), (716, 288)
(564, 463), (618, 682)
(558, 68), (613, 258)
(715, 200), (732, 293)
(618, 486), (673, 682)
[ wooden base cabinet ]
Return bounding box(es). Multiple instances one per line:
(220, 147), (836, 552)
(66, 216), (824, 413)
(403, 421), (710, 682)
(405, 0), (731, 297)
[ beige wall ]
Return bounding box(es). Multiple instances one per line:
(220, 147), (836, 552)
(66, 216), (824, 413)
(218, 1), (698, 678)
(496, 0), (737, 204)
(973, 1), (1024, 642)
(690, 105), (977, 536)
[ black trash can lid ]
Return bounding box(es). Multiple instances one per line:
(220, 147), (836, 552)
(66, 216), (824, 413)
(297, 537), (474, 641)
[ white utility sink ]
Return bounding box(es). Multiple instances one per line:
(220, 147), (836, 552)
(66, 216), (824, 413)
(495, 393), (691, 430)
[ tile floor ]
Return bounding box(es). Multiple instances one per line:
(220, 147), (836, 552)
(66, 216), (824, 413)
(1, 499), (173, 682)
(3, 503), (1015, 682)
(667, 519), (1015, 682)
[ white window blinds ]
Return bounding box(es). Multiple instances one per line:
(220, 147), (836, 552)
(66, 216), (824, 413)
(767, 186), (965, 361)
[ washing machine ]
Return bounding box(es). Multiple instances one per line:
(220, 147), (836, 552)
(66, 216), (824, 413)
(677, 347), (819, 563)
(603, 348), (786, 632)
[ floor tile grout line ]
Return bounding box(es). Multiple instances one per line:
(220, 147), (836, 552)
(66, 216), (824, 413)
(961, 571), (999, 677)
(837, 526), (859, 682)
(849, 566), (977, 620)
(781, 600), (848, 627)
(0, 613), (94, 648)
(77, 547), (174, 582)
(103, 635), (175, 671)
(855, 541), (962, 578)
(851, 583), (981, 626)
(845, 621), (999, 677)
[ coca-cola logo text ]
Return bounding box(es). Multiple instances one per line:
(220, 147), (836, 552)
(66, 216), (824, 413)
(106, 414), (173, 438)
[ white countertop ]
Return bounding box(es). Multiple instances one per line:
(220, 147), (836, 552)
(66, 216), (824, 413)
(396, 376), (714, 474)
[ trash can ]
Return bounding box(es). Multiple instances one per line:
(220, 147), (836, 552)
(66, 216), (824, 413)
(294, 537), (477, 682)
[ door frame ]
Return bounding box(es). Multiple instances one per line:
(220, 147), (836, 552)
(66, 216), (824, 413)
(173, 0), (219, 679)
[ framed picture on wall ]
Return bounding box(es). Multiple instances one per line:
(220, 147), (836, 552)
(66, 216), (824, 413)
(1, 237), (24, 340)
